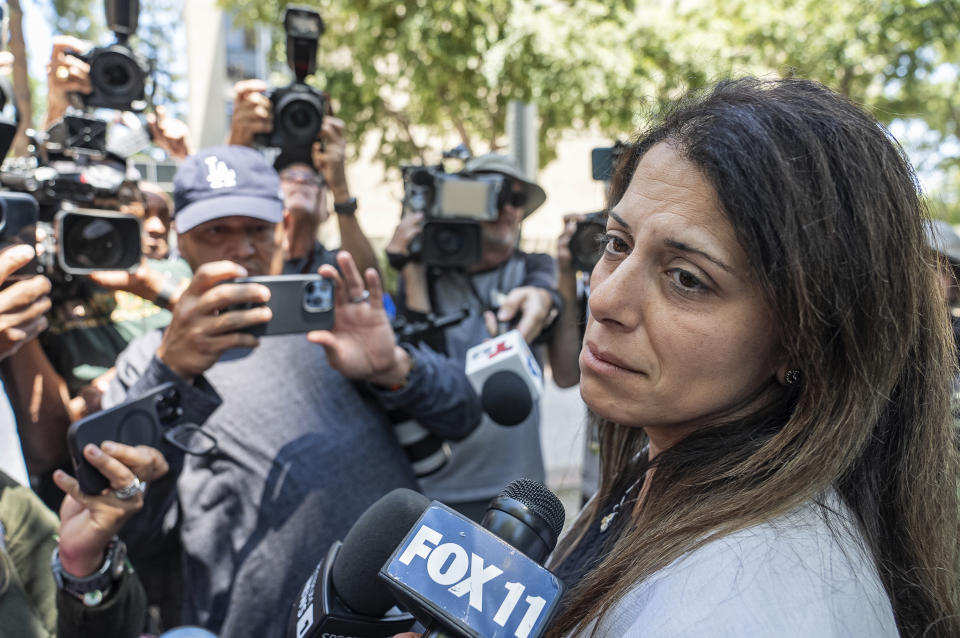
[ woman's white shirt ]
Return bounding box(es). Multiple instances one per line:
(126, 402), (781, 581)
(575, 492), (899, 637)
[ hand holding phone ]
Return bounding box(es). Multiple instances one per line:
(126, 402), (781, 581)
(156, 261), (269, 379)
(67, 382), (216, 495)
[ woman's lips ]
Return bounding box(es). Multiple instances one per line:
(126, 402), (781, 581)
(582, 343), (642, 374)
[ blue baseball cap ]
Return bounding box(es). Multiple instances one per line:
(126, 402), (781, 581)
(173, 145), (284, 233)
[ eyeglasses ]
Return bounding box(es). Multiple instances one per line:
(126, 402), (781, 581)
(499, 185), (528, 210)
(280, 169), (324, 187)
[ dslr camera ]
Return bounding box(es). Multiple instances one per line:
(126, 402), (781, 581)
(402, 156), (507, 269)
(565, 141), (630, 272)
(71, 0), (150, 112)
(256, 6), (327, 154)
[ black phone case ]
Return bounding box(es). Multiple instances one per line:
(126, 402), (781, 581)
(0, 192), (39, 280)
(227, 274), (335, 336)
(67, 384), (176, 495)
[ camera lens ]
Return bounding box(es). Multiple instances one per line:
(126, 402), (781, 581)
(569, 217), (607, 272)
(60, 211), (140, 273)
(276, 94), (323, 140)
(302, 279), (334, 313)
(90, 50), (139, 97)
(434, 227), (465, 256)
(65, 218), (124, 269)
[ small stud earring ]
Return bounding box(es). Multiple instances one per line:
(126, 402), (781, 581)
(784, 369), (801, 386)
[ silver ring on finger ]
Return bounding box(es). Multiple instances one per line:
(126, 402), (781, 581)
(112, 477), (146, 500)
(349, 290), (370, 304)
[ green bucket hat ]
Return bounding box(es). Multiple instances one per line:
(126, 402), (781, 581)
(462, 153), (547, 219)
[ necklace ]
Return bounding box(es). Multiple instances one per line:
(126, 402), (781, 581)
(599, 476), (643, 533)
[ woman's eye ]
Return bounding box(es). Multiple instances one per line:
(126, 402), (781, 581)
(669, 268), (708, 293)
(600, 232), (630, 256)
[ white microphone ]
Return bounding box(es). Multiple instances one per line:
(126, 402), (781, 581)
(465, 329), (544, 426)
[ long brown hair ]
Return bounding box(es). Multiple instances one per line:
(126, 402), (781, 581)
(548, 78), (960, 637)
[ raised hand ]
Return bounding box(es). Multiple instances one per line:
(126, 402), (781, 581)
(307, 251), (411, 387)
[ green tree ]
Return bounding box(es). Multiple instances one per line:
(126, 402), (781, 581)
(219, 0), (960, 194)
(221, 0), (699, 168)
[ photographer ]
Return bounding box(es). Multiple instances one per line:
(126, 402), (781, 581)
(389, 153), (561, 521)
(46, 36), (193, 160)
(102, 146), (480, 638)
(0, 440), (166, 638)
(228, 78), (379, 278)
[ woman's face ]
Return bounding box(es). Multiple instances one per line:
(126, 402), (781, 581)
(580, 143), (785, 448)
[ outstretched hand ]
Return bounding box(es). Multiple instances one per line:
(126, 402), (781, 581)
(307, 251), (408, 386)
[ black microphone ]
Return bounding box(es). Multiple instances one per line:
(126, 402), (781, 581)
(380, 479), (566, 638)
(287, 488), (430, 638)
(480, 370), (534, 427)
(466, 330), (544, 426)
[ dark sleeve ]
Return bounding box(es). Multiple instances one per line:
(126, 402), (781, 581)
(106, 346), (223, 561)
(56, 564), (147, 638)
(521, 252), (558, 290)
(108, 348), (223, 427)
(366, 342), (481, 441)
(521, 252), (564, 341)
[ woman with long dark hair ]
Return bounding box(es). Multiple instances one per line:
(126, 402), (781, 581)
(545, 78), (960, 637)
(395, 77), (960, 638)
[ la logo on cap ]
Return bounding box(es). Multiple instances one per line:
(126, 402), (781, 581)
(205, 156), (237, 189)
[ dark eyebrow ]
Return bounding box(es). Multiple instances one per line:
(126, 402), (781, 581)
(663, 238), (733, 273)
(608, 210), (628, 229)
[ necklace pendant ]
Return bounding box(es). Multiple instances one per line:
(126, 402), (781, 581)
(599, 512), (616, 532)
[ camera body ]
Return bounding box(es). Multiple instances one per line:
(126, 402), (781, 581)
(261, 83), (326, 152)
(568, 210), (607, 273)
(255, 6), (326, 154)
(76, 43), (149, 112)
(73, 0), (150, 112)
(402, 165), (505, 268)
(565, 141), (630, 273)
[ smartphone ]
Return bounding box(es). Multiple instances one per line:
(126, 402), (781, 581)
(0, 192), (39, 281)
(224, 274), (335, 337)
(67, 383), (183, 495)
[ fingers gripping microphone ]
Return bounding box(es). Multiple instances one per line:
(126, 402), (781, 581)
(465, 330), (544, 426)
(380, 479), (566, 638)
(287, 488), (430, 638)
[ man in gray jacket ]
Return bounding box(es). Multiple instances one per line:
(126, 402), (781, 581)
(106, 146), (480, 638)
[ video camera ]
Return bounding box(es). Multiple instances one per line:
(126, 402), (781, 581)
(71, 0), (150, 112)
(402, 147), (507, 268)
(255, 6), (327, 155)
(0, 117), (142, 287)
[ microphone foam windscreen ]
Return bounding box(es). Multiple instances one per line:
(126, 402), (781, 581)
(481, 370), (533, 426)
(501, 478), (566, 538)
(332, 488), (430, 617)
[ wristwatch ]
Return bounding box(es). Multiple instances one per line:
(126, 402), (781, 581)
(51, 536), (127, 607)
(333, 196), (358, 216)
(154, 276), (179, 310)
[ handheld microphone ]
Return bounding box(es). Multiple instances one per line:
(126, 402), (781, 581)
(287, 488), (430, 638)
(465, 330), (544, 426)
(380, 479), (566, 638)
